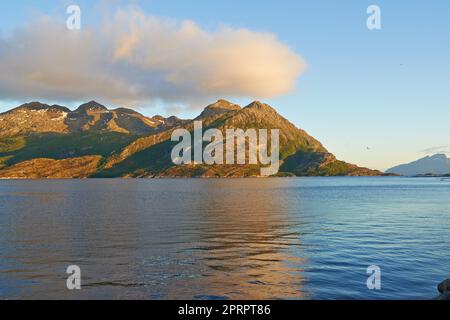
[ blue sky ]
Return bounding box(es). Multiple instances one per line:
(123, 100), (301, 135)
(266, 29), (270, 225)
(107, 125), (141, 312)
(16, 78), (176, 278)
(1, 0), (449, 170)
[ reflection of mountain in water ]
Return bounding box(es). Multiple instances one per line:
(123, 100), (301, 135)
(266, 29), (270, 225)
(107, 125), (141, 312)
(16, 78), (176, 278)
(173, 179), (306, 300)
(1, 178), (450, 299)
(0, 179), (307, 299)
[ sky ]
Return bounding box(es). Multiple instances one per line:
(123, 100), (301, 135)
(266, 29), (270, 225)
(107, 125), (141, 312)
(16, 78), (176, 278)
(0, 0), (449, 171)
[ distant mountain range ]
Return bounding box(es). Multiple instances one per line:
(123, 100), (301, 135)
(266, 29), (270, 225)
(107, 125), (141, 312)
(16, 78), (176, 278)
(0, 100), (384, 178)
(386, 154), (450, 176)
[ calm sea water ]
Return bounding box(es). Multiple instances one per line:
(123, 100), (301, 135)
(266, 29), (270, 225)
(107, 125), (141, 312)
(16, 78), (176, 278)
(0, 177), (449, 300)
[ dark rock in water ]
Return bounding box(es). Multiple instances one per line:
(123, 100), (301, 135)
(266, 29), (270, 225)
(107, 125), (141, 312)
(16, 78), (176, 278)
(436, 279), (450, 300)
(438, 279), (450, 293)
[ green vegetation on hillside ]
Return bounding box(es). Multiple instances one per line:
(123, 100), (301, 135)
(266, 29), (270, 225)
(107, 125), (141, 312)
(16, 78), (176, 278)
(0, 132), (138, 166)
(0, 136), (26, 153)
(94, 139), (176, 177)
(302, 160), (356, 176)
(0, 156), (13, 169)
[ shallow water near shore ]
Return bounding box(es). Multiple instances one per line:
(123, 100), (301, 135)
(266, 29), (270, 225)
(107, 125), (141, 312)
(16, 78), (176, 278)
(0, 177), (449, 299)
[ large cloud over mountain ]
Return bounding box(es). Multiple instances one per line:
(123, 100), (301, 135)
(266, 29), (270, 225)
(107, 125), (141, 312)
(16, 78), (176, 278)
(0, 7), (306, 107)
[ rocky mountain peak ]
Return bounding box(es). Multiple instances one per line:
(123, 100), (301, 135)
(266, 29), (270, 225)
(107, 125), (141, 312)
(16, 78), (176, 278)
(244, 101), (276, 112)
(196, 99), (241, 120)
(430, 153), (448, 160)
(18, 102), (50, 110)
(206, 99), (241, 111)
(214, 99), (240, 108)
(76, 101), (108, 112)
(1, 102), (70, 115)
(386, 153), (450, 176)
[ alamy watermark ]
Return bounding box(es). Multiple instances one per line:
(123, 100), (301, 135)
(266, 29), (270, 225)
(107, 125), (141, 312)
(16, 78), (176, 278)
(66, 265), (81, 290)
(171, 121), (280, 176)
(65, 5), (381, 31)
(367, 265), (381, 290)
(66, 5), (81, 30)
(367, 5), (382, 30)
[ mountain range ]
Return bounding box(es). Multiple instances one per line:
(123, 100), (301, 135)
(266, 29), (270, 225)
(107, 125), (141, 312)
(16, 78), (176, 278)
(386, 154), (450, 176)
(0, 100), (384, 178)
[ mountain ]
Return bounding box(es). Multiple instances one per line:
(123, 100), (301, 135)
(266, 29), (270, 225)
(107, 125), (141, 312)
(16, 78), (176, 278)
(195, 99), (241, 120)
(386, 154), (450, 176)
(0, 101), (186, 137)
(0, 100), (383, 178)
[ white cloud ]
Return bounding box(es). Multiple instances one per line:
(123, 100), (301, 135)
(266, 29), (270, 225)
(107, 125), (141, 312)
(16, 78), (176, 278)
(422, 146), (450, 155)
(0, 7), (306, 108)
